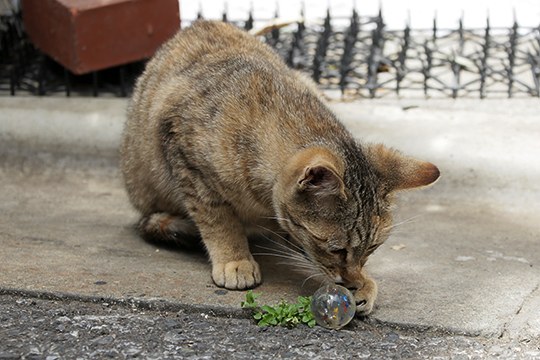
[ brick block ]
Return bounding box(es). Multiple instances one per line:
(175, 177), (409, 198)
(22, 0), (180, 74)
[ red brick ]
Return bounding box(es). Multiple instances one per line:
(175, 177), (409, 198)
(22, 0), (180, 74)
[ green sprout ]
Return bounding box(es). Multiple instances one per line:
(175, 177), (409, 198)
(241, 290), (317, 328)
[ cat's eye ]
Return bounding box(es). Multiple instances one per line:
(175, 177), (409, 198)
(312, 234), (327, 242)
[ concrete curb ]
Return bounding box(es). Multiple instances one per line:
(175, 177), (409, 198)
(0, 97), (126, 159)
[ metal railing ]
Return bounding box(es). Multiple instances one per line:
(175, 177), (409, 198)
(243, 10), (540, 98)
(1, 7), (540, 98)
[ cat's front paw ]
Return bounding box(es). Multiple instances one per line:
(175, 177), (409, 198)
(212, 259), (262, 290)
(353, 277), (378, 316)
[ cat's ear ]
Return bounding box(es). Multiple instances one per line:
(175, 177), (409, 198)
(298, 164), (345, 198)
(281, 147), (346, 199)
(367, 144), (440, 192)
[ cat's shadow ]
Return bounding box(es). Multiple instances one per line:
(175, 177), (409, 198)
(138, 227), (319, 297)
(249, 235), (321, 297)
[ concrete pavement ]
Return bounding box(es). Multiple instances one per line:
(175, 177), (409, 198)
(0, 97), (539, 341)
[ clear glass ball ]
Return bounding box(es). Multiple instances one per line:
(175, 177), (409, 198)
(310, 284), (356, 329)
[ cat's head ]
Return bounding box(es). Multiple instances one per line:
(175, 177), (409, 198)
(273, 145), (439, 289)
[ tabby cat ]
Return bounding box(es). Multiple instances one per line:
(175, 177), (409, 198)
(120, 20), (439, 315)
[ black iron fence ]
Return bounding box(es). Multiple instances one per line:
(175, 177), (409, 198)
(0, 10), (144, 97)
(1, 7), (540, 98)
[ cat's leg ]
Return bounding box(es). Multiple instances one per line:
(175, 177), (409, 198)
(352, 271), (378, 316)
(185, 200), (261, 290)
(138, 212), (202, 250)
(345, 267), (378, 316)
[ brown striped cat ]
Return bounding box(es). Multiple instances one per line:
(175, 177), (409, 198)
(120, 20), (439, 315)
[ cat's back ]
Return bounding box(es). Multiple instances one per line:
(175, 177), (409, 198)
(142, 21), (285, 91)
(121, 21), (304, 214)
(127, 20), (296, 134)
(124, 20), (344, 168)
(166, 20), (279, 61)
(121, 20), (357, 220)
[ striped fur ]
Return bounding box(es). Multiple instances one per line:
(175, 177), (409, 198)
(120, 21), (439, 315)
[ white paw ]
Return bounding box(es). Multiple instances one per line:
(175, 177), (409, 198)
(212, 259), (262, 290)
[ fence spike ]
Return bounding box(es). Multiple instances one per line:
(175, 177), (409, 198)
(423, 40), (433, 97)
(339, 8), (360, 93)
(196, 2), (203, 19)
(479, 15), (490, 99)
(507, 19), (519, 97)
(222, 4), (228, 23)
(244, 8), (254, 30)
(311, 8), (332, 83)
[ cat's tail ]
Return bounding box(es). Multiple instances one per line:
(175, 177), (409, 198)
(138, 212), (203, 251)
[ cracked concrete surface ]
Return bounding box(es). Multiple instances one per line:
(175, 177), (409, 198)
(0, 97), (539, 341)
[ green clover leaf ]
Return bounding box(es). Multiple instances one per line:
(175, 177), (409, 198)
(241, 291), (316, 328)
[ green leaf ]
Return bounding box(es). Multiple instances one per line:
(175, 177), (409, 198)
(261, 305), (275, 314)
(241, 290), (261, 309)
(241, 291), (317, 329)
(258, 320), (269, 327)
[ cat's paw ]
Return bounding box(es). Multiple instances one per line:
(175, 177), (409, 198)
(212, 259), (262, 290)
(353, 289), (376, 316)
(352, 278), (378, 316)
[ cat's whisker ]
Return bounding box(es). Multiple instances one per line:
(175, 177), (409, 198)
(255, 239), (307, 259)
(253, 253), (315, 271)
(387, 230), (414, 236)
(254, 243), (298, 256)
(270, 259), (326, 286)
(385, 214), (423, 231)
(261, 216), (291, 223)
(301, 272), (326, 288)
(275, 261), (316, 269)
(257, 226), (305, 253)
(257, 224), (300, 246)
(259, 235), (302, 253)
(265, 241), (306, 260)
(260, 253), (320, 272)
(277, 263), (322, 274)
(253, 248), (308, 264)
(256, 229), (332, 289)
(252, 252), (308, 263)
(254, 238), (323, 276)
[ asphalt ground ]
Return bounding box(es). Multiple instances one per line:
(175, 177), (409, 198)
(1, 293), (539, 359)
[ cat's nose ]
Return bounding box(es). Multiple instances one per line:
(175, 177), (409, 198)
(333, 275), (344, 284)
